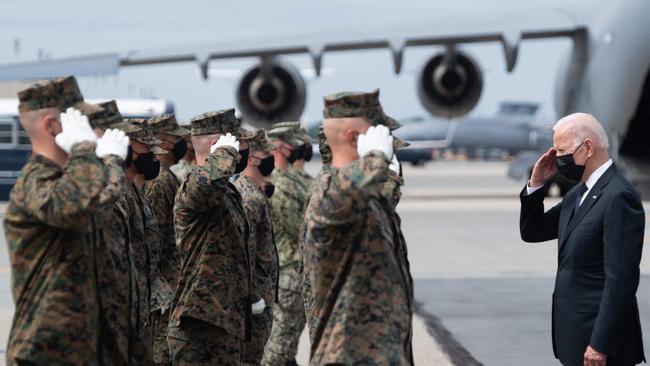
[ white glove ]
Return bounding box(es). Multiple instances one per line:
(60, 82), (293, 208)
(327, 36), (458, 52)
(389, 154), (401, 175)
(211, 132), (240, 154)
(55, 107), (97, 153)
(96, 129), (130, 160)
(357, 125), (393, 160)
(251, 298), (266, 315)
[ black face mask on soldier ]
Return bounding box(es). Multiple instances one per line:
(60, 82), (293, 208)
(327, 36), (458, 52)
(287, 147), (301, 164)
(172, 139), (188, 163)
(303, 144), (313, 162)
(556, 141), (588, 182)
(235, 148), (249, 174)
(133, 152), (160, 181)
(264, 183), (275, 198)
(258, 155), (275, 176)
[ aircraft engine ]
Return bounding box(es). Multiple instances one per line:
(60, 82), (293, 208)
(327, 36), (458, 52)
(417, 50), (483, 119)
(236, 59), (306, 128)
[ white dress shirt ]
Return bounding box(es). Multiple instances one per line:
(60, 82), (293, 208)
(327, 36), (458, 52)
(527, 159), (613, 206)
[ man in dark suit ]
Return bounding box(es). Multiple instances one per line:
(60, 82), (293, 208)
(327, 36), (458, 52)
(520, 113), (645, 366)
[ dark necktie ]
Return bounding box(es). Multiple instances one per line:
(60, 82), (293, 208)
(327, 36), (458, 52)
(572, 183), (588, 219)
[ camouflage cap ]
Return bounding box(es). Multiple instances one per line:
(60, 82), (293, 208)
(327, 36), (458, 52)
(248, 129), (276, 153)
(113, 118), (165, 149)
(148, 114), (190, 137)
(393, 135), (410, 149)
(323, 89), (401, 130)
(17, 76), (101, 115)
(88, 100), (123, 129)
(190, 108), (256, 140)
(266, 121), (304, 148)
(296, 127), (313, 145)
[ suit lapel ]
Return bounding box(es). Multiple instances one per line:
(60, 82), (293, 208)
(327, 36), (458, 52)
(560, 164), (617, 248)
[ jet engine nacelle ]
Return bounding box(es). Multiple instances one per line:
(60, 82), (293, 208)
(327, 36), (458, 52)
(417, 50), (483, 119)
(236, 59), (306, 128)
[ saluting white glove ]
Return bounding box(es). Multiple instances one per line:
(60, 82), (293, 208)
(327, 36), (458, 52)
(211, 132), (240, 154)
(55, 107), (97, 153)
(251, 298), (266, 315)
(95, 129), (130, 160)
(389, 154), (401, 175)
(357, 125), (393, 160)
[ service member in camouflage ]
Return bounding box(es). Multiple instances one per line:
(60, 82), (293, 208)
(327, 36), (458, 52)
(291, 127), (314, 188)
(302, 91), (413, 365)
(170, 133), (195, 184)
(87, 100), (155, 366)
(114, 118), (175, 358)
(4, 77), (129, 366)
(143, 114), (190, 365)
(262, 122), (309, 366)
(234, 130), (280, 366)
(167, 108), (256, 365)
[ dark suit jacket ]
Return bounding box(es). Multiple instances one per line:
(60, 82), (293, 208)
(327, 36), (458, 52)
(520, 164), (646, 366)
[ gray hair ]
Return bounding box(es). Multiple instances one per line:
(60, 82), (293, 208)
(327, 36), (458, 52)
(553, 113), (609, 149)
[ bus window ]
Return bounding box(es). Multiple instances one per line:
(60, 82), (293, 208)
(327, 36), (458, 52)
(16, 122), (30, 146)
(0, 119), (13, 145)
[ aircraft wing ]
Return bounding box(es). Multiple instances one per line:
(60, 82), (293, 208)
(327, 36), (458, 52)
(0, 7), (586, 81)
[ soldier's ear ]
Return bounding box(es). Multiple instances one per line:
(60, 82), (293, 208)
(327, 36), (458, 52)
(345, 129), (359, 148)
(43, 114), (59, 137)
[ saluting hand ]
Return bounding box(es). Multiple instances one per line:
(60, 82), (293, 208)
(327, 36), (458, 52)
(211, 133), (240, 154)
(357, 125), (394, 160)
(55, 107), (98, 153)
(530, 147), (557, 187)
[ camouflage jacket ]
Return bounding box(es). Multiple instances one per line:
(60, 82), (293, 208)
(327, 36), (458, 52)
(234, 174), (279, 305)
(3, 142), (122, 365)
(95, 176), (153, 366)
(303, 152), (412, 365)
(171, 146), (252, 339)
(124, 181), (174, 349)
(295, 169), (313, 192)
(170, 159), (192, 184)
(143, 165), (181, 288)
(270, 167), (308, 267)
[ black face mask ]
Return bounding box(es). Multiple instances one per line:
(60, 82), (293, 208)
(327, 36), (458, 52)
(302, 144), (313, 162)
(172, 139), (188, 164)
(264, 183), (275, 198)
(258, 155), (275, 176)
(556, 142), (587, 182)
(287, 148), (301, 164)
(124, 145), (133, 169)
(134, 151), (160, 181)
(236, 148), (249, 174)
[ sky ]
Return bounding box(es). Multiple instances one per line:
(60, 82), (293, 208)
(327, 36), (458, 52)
(0, 0), (600, 125)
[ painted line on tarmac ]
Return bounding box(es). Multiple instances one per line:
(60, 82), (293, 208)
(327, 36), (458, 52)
(414, 301), (484, 366)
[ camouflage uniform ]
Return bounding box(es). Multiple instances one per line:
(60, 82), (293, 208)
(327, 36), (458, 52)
(3, 77), (121, 366)
(302, 91), (413, 365)
(88, 101), (154, 366)
(115, 118), (175, 361)
(235, 174), (279, 365)
(262, 123), (309, 366)
(170, 158), (192, 183)
(168, 109), (254, 365)
(143, 114), (189, 365)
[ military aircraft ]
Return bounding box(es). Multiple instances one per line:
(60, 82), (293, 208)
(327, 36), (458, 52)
(0, 0), (648, 194)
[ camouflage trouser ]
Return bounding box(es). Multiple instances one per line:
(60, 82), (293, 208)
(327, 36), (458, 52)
(152, 310), (171, 365)
(167, 318), (242, 366)
(242, 307), (273, 365)
(261, 263), (305, 366)
(302, 263), (316, 343)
